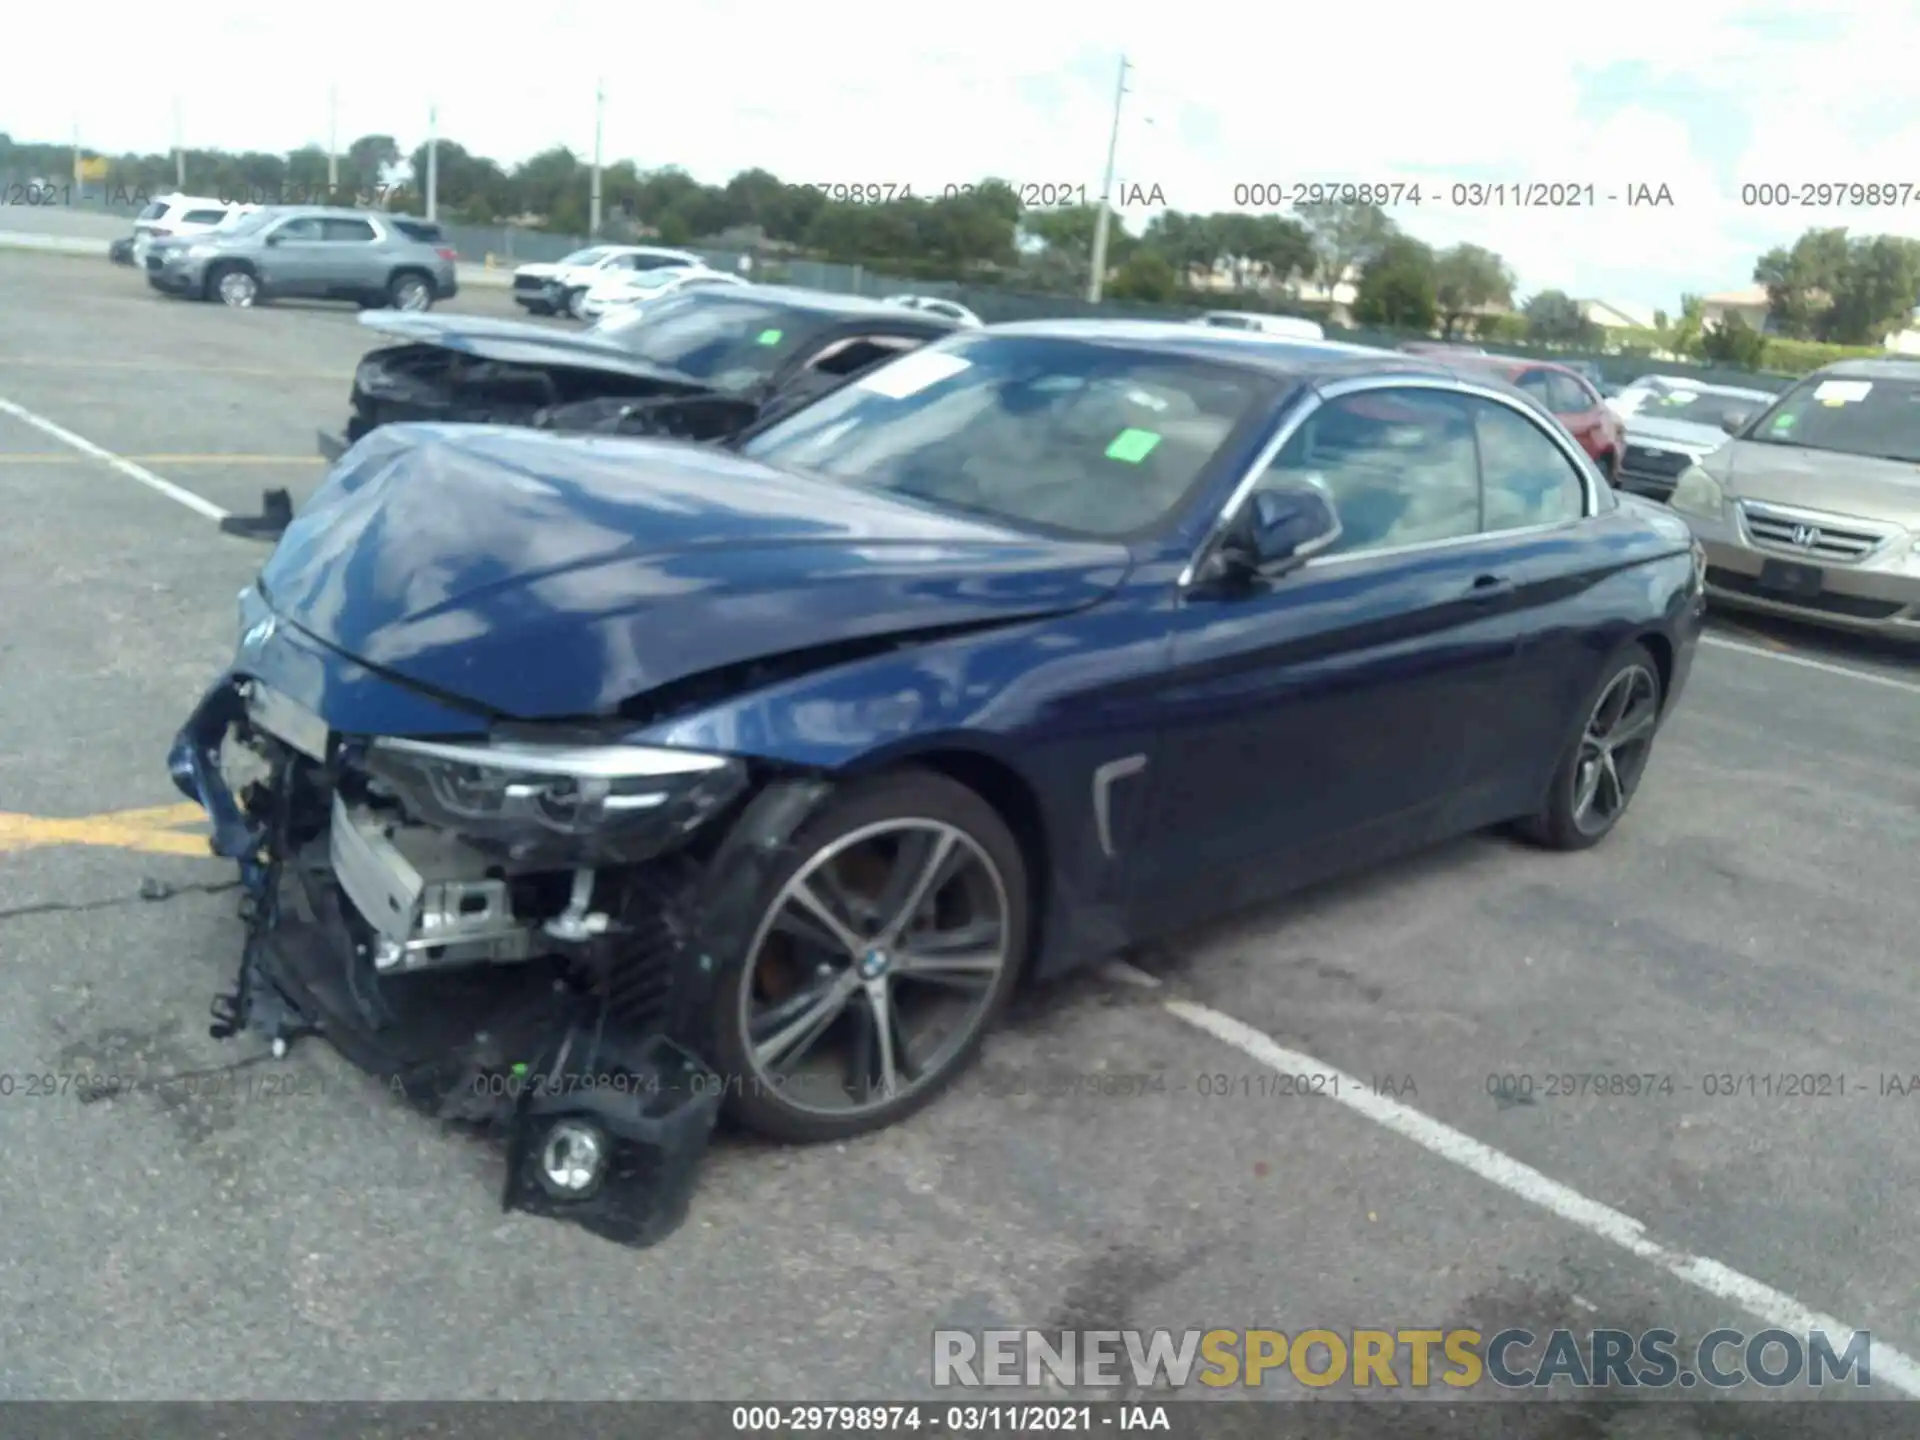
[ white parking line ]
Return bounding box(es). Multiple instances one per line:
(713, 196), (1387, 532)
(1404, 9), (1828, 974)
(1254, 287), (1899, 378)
(1161, 997), (1920, 1397)
(1701, 634), (1920, 697)
(0, 394), (230, 523)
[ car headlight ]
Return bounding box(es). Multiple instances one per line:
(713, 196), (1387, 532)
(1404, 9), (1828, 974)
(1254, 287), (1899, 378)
(183, 243), (219, 259)
(1902, 535), (1920, 575)
(361, 736), (749, 865)
(1669, 465), (1725, 519)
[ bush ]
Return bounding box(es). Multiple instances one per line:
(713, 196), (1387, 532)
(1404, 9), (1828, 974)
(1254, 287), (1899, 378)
(1473, 313), (1528, 344)
(1604, 326), (1666, 355)
(1758, 336), (1886, 375)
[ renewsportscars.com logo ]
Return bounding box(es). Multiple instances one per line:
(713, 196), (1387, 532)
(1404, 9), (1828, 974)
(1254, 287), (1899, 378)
(932, 1327), (1875, 1391)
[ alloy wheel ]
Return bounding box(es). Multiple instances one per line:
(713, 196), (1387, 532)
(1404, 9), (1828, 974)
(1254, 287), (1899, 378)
(217, 271), (257, 307)
(394, 277), (430, 311)
(736, 818), (1012, 1119)
(1571, 664), (1660, 836)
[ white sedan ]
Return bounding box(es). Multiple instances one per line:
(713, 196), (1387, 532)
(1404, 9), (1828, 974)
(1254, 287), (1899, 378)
(576, 265), (748, 321)
(510, 245), (706, 318)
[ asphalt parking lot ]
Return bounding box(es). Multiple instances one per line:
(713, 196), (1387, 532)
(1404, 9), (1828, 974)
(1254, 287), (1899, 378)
(1, 249), (1917, 1419)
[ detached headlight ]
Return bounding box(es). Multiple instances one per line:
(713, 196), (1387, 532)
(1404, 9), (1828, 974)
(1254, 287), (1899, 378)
(1669, 465), (1725, 519)
(362, 736), (749, 865)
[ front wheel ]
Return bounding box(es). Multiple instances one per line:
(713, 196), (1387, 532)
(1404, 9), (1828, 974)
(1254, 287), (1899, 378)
(1516, 642), (1664, 851)
(709, 770), (1029, 1143)
(564, 286), (591, 320)
(208, 264), (259, 307)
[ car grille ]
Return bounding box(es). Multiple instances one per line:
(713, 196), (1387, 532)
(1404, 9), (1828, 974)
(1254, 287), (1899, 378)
(1704, 567), (1905, 620)
(1737, 500), (1893, 564)
(1621, 445), (1693, 484)
(513, 275), (547, 292)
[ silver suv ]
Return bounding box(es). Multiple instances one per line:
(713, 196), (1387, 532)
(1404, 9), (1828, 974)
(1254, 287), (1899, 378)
(145, 206), (458, 311)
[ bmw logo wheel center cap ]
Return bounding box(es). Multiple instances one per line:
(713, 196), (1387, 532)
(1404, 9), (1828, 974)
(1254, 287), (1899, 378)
(858, 946), (892, 980)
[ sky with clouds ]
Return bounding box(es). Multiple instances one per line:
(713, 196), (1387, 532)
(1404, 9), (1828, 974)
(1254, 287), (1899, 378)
(9, 0), (1920, 313)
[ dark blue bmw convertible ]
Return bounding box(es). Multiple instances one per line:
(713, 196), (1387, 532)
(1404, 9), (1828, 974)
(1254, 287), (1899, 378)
(170, 322), (1705, 1241)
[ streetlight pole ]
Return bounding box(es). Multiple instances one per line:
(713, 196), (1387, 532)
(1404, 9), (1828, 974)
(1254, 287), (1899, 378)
(425, 101), (438, 221)
(1086, 54), (1130, 304)
(173, 98), (185, 190)
(589, 78), (605, 240)
(327, 86), (339, 192)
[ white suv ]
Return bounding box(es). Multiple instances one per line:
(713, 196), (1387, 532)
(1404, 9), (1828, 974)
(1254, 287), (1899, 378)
(577, 265), (747, 320)
(130, 194), (250, 266)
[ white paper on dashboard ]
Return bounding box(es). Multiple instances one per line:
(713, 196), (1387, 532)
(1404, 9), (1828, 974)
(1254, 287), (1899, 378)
(1812, 380), (1872, 403)
(855, 350), (973, 399)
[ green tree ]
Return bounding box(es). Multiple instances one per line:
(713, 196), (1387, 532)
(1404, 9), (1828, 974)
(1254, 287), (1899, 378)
(1523, 289), (1598, 345)
(1433, 243), (1515, 338)
(1353, 235), (1438, 330)
(1294, 200), (1397, 296)
(1106, 250), (1180, 302)
(1824, 234), (1920, 345)
(1699, 312), (1768, 367)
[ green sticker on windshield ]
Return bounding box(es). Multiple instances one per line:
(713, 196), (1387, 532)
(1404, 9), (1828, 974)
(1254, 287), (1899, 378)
(1772, 412), (1797, 430)
(756, 328), (784, 346)
(1105, 428), (1162, 463)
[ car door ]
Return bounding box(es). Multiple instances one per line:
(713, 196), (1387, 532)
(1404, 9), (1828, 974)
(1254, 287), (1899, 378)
(1134, 380), (1527, 928)
(255, 216), (329, 295)
(318, 216), (382, 295)
(1458, 391), (1612, 813)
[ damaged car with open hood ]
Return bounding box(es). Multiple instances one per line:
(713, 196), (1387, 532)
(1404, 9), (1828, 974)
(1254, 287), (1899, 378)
(315, 283), (958, 464)
(171, 324), (1704, 1244)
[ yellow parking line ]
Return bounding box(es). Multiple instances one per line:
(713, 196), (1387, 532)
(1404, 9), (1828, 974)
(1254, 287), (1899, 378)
(0, 802), (210, 858)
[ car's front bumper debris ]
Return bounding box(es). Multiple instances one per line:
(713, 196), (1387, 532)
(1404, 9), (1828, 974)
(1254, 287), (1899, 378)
(164, 675), (757, 1247)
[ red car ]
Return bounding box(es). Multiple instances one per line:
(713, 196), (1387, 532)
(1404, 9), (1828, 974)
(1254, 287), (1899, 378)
(1446, 355), (1625, 481)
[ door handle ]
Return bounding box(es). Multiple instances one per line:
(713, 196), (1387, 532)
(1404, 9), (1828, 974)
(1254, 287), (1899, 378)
(1466, 573), (1514, 601)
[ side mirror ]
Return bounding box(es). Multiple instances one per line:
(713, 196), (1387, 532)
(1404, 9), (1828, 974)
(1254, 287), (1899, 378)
(1720, 408), (1753, 435)
(1214, 481), (1344, 582)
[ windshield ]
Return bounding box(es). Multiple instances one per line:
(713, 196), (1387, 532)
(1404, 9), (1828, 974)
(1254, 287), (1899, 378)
(1742, 374), (1920, 463)
(589, 292), (821, 390)
(738, 334), (1271, 538)
(559, 247), (613, 266)
(1618, 384), (1768, 426)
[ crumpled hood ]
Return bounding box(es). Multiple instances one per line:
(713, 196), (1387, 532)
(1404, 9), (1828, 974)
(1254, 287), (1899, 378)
(1623, 414), (1728, 454)
(260, 424), (1132, 720)
(1714, 440), (1920, 527)
(356, 311), (713, 390)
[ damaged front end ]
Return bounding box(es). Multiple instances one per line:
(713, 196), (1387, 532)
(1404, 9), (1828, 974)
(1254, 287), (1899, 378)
(168, 645), (827, 1246)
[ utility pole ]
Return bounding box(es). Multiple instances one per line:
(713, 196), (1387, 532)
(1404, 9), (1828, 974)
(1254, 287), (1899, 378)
(589, 78), (605, 240)
(425, 101), (438, 221)
(70, 119), (81, 193)
(173, 99), (185, 189)
(1086, 54), (1130, 304)
(327, 86), (339, 191)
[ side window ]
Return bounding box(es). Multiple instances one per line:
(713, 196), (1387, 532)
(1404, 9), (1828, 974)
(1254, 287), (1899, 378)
(321, 218), (377, 243)
(182, 209), (229, 226)
(1258, 388), (1478, 555)
(632, 255), (683, 271)
(271, 217), (325, 241)
(1513, 369), (1555, 407)
(1546, 372), (1596, 414)
(1470, 398), (1588, 531)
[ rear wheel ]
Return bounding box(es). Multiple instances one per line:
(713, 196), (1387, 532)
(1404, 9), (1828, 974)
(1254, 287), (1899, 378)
(564, 286), (590, 320)
(709, 770), (1029, 1143)
(208, 264), (259, 308)
(387, 271), (433, 311)
(1516, 643), (1664, 851)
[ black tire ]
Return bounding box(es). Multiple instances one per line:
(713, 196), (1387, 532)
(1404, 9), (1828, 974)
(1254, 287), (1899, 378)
(520, 299), (553, 316)
(1515, 641), (1664, 852)
(205, 262), (260, 307)
(386, 270), (434, 311)
(563, 286), (588, 320)
(709, 768), (1030, 1144)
